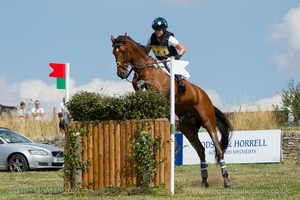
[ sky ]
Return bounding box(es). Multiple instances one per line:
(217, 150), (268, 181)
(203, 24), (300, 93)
(1, 0), (300, 116)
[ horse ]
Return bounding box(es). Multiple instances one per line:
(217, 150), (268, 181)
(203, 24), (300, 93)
(111, 33), (233, 188)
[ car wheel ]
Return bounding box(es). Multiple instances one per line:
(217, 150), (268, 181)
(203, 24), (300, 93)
(8, 154), (29, 172)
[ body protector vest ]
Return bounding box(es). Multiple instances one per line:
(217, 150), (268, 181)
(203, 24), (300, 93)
(150, 31), (178, 60)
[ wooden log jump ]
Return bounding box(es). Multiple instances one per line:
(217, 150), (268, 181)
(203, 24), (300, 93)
(64, 118), (171, 191)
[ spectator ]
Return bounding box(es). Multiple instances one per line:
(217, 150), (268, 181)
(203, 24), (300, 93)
(18, 101), (28, 121)
(59, 97), (66, 113)
(58, 112), (66, 136)
(59, 97), (69, 121)
(31, 100), (45, 120)
(288, 112), (295, 126)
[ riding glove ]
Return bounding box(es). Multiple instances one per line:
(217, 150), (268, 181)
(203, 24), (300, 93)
(174, 54), (181, 60)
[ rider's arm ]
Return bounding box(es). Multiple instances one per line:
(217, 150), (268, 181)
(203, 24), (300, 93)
(169, 36), (186, 56)
(175, 42), (186, 56)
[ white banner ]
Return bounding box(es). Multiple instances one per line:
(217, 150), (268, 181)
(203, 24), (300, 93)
(171, 59), (190, 79)
(175, 130), (282, 164)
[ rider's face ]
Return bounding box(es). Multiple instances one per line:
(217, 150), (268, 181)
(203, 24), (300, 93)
(154, 28), (164, 38)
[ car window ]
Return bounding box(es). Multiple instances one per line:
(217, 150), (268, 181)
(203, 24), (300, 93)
(0, 130), (32, 143)
(0, 133), (12, 142)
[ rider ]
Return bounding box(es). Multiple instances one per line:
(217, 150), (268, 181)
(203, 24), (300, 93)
(145, 17), (187, 93)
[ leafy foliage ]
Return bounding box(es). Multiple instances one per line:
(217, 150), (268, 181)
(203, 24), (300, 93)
(273, 78), (300, 125)
(127, 121), (165, 191)
(63, 126), (87, 182)
(67, 90), (170, 121)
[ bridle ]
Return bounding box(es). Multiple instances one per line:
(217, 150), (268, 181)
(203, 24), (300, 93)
(112, 42), (135, 81)
(113, 41), (159, 82)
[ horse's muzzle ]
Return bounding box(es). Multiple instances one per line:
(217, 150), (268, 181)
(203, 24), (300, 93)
(117, 70), (129, 79)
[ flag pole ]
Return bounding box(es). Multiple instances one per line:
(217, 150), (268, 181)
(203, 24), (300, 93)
(169, 58), (189, 194)
(65, 63), (70, 103)
(65, 63), (70, 122)
(170, 58), (175, 195)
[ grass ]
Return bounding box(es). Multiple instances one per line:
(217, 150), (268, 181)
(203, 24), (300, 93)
(0, 114), (61, 138)
(0, 163), (299, 199)
(175, 163), (300, 199)
(227, 111), (278, 131)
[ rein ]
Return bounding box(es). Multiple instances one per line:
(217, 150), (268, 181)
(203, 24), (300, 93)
(113, 42), (156, 69)
(113, 39), (169, 82)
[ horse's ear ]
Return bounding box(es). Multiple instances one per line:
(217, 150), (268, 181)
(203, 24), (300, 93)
(122, 32), (127, 41)
(111, 35), (115, 43)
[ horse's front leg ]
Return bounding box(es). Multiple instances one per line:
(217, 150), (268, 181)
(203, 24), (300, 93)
(143, 78), (165, 92)
(132, 73), (140, 91)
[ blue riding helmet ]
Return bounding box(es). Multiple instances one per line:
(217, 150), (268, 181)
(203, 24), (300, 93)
(152, 17), (168, 30)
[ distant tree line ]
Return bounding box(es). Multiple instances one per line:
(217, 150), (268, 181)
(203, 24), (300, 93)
(274, 78), (300, 126)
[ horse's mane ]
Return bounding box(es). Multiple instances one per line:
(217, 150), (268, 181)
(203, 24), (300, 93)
(114, 35), (147, 53)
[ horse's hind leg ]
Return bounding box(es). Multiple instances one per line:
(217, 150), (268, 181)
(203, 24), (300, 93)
(204, 125), (231, 188)
(191, 110), (229, 187)
(179, 118), (209, 187)
(219, 159), (231, 187)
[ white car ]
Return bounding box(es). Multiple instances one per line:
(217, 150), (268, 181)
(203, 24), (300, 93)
(0, 128), (64, 172)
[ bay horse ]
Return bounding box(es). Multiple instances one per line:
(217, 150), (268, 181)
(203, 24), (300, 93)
(111, 34), (233, 188)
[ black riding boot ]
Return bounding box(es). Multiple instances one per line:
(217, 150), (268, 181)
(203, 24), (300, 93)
(175, 75), (186, 93)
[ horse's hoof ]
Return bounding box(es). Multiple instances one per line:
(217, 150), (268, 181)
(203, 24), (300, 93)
(201, 182), (209, 188)
(224, 180), (232, 188)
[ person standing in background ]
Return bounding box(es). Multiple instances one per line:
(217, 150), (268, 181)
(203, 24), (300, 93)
(58, 112), (66, 136)
(31, 100), (45, 120)
(59, 97), (66, 113)
(18, 101), (29, 121)
(59, 97), (70, 122)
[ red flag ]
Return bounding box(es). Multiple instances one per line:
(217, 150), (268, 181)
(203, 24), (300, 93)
(49, 63), (66, 78)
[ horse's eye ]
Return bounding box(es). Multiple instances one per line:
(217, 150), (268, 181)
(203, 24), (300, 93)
(120, 45), (126, 52)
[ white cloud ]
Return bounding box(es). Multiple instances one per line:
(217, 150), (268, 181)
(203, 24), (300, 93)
(222, 94), (282, 112)
(18, 79), (62, 104)
(72, 78), (134, 97)
(0, 75), (283, 119)
(0, 76), (18, 104)
(269, 6), (300, 72)
(205, 89), (223, 108)
(0, 76), (134, 116)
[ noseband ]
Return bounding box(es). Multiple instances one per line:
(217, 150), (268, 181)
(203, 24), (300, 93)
(112, 42), (134, 79)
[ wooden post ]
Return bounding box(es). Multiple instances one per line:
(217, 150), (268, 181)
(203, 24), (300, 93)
(93, 123), (99, 189)
(115, 122), (121, 187)
(98, 122), (105, 188)
(104, 122), (110, 187)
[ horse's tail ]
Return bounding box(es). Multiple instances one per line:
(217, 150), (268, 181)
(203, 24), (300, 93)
(214, 106), (233, 154)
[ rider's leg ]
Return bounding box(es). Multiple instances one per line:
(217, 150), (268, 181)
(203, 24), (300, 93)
(175, 75), (186, 93)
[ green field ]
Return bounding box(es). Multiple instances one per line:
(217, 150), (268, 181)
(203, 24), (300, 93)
(0, 163), (299, 200)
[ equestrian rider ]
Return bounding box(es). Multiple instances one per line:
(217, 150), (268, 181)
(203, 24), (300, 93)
(145, 17), (187, 93)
